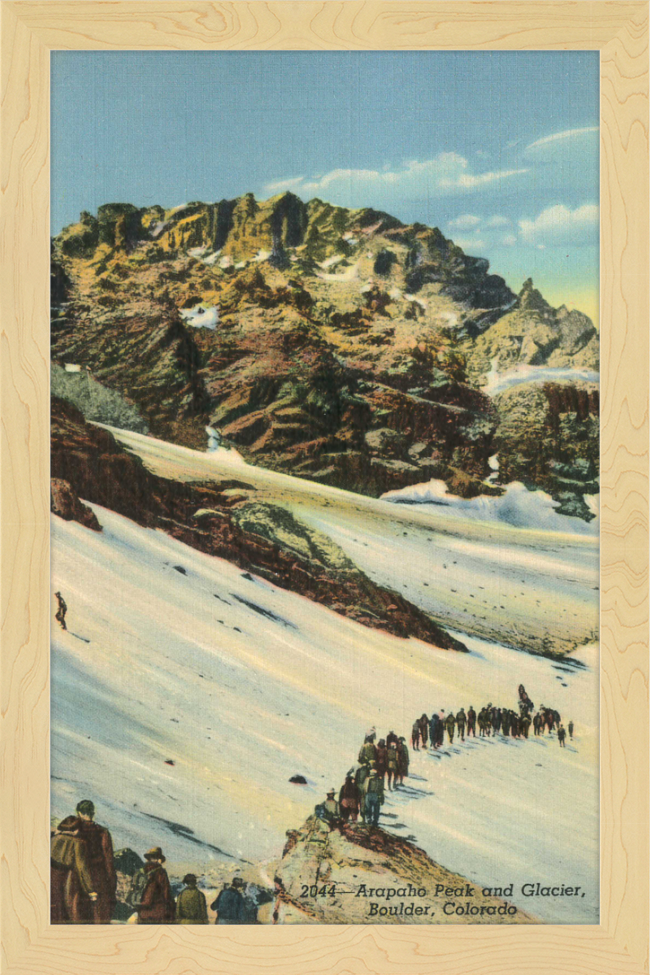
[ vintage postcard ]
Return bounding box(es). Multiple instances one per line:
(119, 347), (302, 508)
(49, 50), (600, 927)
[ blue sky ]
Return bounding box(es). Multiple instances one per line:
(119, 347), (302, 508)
(52, 51), (599, 321)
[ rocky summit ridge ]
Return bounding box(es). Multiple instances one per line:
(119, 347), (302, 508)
(51, 192), (599, 515)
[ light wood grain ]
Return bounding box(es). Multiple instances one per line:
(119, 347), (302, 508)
(1, 3), (647, 974)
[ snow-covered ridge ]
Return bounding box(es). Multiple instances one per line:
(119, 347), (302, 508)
(382, 478), (599, 536)
(484, 363), (600, 396)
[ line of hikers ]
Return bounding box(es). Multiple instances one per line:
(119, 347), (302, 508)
(315, 728), (410, 829)
(50, 800), (267, 924)
(411, 704), (573, 749)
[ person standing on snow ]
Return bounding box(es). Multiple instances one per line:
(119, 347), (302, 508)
(363, 769), (384, 826)
(558, 724), (567, 748)
(136, 847), (175, 924)
(396, 737), (409, 786)
(568, 720), (574, 739)
(211, 878), (244, 924)
(419, 713), (429, 749)
(467, 706), (476, 737)
(176, 874), (208, 924)
(411, 720), (421, 750)
(339, 773), (361, 822)
(358, 737), (376, 766)
(456, 708), (466, 741)
(445, 712), (456, 744)
(55, 591), (68, 630)
(374, 740), (387, 783)
(386, 743), (399, 791)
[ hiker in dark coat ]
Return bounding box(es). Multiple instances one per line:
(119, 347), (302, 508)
(436, 711), (445, 747)
(55, 591), (67, 630)
(73, 800), (116, 923)
(51, 816), (95, 923)
(467, 706), (476, 737)
(137, 848), (176, 924)
(339, 773), (361, 822)
(445, 712), (456, 744)
(51, 800), (116, 923)
(558, 724), (567, 748)
(212, 878), (245, 924)
(568, 720), (574, 739)
(456, 708), (466, 741)
(429, 713), (440, 749)
(176, 874), (208, 924)
(419, 713), (429, 748)
(396, 737), (409, 785)
(386, 730), (398, 747)
(374, 740), (387, 781)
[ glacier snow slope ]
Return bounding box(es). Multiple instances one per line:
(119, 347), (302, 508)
(52, 499), (598, 924)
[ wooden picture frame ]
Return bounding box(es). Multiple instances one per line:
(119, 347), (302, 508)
(1, 2), (648, 973)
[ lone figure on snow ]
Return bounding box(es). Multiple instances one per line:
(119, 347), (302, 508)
(55, 591), (67, 630)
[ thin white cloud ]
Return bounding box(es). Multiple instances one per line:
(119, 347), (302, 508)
(525, 126), (599, 153)
(485, 215), (510, 227)
(448, 214), (481, 229)
(501, 234), (517, 246)
(518, 203), (599, 244)
(265, 176), (307, 194)
(263, 153), (528, 202)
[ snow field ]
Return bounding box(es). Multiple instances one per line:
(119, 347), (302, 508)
(52, 500), (598, 923)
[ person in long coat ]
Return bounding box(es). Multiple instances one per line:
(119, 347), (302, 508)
(51, 817), (96, 923)
(73, 800), (117, 923)
(211, 879), (245, 924)
(419, 713), (429, 748)
(137, 848), (176, 924)
(396, 738), (409, 785)
(339, 773), (361, 822)
(176, 874), (208, 923)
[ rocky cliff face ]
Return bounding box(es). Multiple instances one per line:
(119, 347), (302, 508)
(51, 193), (598, 513)
(51, 396), (466, 649)
(273, 816), (533, 924)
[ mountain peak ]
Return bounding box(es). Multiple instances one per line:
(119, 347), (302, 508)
(517, 278), (551, 313)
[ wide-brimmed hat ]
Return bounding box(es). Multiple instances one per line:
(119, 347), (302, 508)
(326, 788), (336, 796)
(144, 847), (166, 862)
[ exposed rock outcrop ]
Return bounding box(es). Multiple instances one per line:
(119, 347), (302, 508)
(50, 397), (466, 649)
(50, 477), (102, 531)
(273, 816), (534, 924)
(51, 194), (598, 515)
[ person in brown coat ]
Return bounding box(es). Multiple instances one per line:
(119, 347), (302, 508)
(338, 772), (361, 822)
(137, 848), (176, 924)
(73, 800), (117, 923)
(51, 817), (96, 923)
(374, 739), (388, 782)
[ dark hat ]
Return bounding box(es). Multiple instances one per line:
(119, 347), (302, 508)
(144, 847), (166, 862)
(183, 874), (197, 885)
(231, 877), (245, 888)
